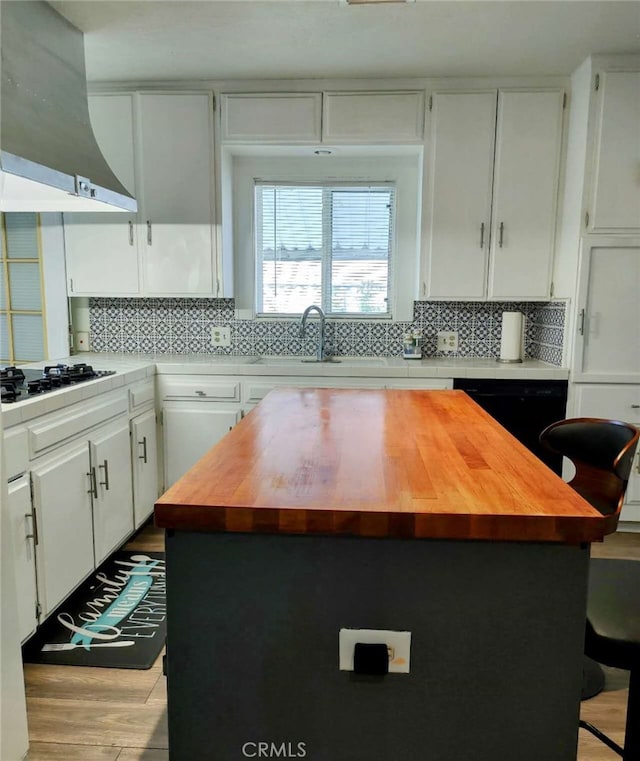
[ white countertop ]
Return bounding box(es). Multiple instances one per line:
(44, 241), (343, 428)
(1, 353), (568, 427)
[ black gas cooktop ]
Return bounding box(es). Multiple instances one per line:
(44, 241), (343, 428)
(0, 363), (117, 404)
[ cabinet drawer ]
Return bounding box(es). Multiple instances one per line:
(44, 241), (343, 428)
(159, 377), (241, 402)
(129, 379), (155, 412)
(4, 427), (29, 480)
(323, 91), (425, 143)
(28, 393), (129, 457)
(221, 93), (322, 143)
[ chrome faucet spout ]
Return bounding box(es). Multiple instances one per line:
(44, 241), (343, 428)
(300, 304), (327, 361)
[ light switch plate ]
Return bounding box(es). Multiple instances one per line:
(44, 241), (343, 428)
(211, 326), (231, 347)
(339, 628), (411, 673)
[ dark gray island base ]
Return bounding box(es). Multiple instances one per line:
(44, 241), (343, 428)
(164, 531), (589, 761)
(156, 390), (610, 761)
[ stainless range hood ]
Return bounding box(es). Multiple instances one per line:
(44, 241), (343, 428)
(0, 1), (137, 213)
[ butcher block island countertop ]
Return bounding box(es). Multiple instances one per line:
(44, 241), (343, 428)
(155, 388), (610, 544)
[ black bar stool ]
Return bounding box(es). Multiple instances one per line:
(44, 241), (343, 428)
(540, 417), (639, 759)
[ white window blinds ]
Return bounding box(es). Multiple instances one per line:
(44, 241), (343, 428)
(255, 182), (394, 316)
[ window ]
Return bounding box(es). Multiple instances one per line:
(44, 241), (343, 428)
(255, 182), (394, 316)
(0, 213), (46, 364)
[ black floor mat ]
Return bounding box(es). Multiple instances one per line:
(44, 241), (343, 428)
(23, 551), (166, 669)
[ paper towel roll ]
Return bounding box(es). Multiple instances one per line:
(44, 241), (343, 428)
(499, 311), (523, 363)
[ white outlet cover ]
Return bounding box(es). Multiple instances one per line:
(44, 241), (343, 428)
(437, 331), (458, 352)
(339, 628), (411, 674)
(211, 326), (231, 347)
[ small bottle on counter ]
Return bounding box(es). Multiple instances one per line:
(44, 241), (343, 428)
(403, 329), (423, 360)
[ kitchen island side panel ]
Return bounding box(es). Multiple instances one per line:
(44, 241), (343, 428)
(165, 531), (589, 761)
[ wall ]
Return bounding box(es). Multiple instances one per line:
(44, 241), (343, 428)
(88, 297), (565, 365)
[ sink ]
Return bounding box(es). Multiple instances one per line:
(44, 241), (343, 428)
(255, 356), (388, 367)
(338, 357), (388, 366)
(255, 356), (339, 365)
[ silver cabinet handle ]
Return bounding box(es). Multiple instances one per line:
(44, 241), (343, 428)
(578, 308), (586, 336)
(637, 451), (640, 475)
(138, 436), (148, 464)
(129, 220), (134, 246)
(147, 220), (152, 245)
(98, 459), (110, 491)
(480, 222), (485, 249)
(195, 390), (206, 397)
(631, 404), (640, 409)
(25, 510), (39, 546)
(498, 222), (504, 248)
(87, 467), (98, 498)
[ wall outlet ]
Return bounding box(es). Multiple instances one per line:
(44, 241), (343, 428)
(211, 326), (231, 347)
(339, 628), (411, 674)
(437, 331), (458, 352)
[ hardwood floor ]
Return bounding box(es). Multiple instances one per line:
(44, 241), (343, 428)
(23, 526), (639, 760)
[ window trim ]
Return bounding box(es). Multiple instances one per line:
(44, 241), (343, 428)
(229, 152), (422, 323)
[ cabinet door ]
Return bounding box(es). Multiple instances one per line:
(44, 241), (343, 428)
(488, 90), (563, 300)
(574, 240), (640, 381)
(138, 93), (216, 296)
(571, 384), (640, 521)
(64, 94), (140, 296)
(131, 409), (159, 529)
(163, 404), (241, 487)
(221, 93), (322, 143)
(90, 419), (134, 566)
(425, 92), (496, 299)
(31, 442), (94, 616)
(322, 91), (425, 143)
(8, 476), (38, 642)
(589, 71), (640, 233)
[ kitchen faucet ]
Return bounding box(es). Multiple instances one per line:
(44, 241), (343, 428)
(300, 304), (330, 362)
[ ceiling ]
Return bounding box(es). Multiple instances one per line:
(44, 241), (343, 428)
(50, 0), (640, 83)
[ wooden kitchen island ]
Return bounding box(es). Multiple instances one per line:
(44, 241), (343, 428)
(155, 389), (614, 761)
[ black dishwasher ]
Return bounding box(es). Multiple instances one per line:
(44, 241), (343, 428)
(453, 378), (568, 475)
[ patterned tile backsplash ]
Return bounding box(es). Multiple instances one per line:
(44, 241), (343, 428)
(89, 298), (566, 366)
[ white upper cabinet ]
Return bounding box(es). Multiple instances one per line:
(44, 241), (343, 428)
(425, 92), (496, 300)
(138, 93), (217, 296)
(572, 237), (640, 382)
(322, 91), (425, 144)
(220, 91), (424, 145)
(488, 90), (564, 299)
(424, 89), (564, 301)
(64, 94), (140, 295)
(64, 91), (220, 297)
(221, 93), (322, 143)
(587, 70), (640, 234)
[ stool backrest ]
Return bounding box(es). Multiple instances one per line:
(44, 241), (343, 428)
(540, 418), (639, 517)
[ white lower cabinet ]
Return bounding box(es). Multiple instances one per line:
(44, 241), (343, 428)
(3, 380), (160, 640)
(131, 409), (160, 529)
(7, 476), (39, 643)
(163, 403), (241, 488)
(90, 420), (134, 566)
(30, 442), (96, 617)
(571, 383), (640, 521)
